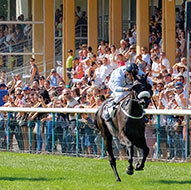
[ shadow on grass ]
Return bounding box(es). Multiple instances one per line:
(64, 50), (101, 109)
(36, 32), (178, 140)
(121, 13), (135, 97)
(0, 177), (65, 182)
(153, 180), (191, 185)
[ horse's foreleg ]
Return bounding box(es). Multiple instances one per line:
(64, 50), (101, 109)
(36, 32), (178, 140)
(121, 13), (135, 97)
(135, 142), (149, 171)
(104, 133), (121, 182)
(126, 144), (134, 175)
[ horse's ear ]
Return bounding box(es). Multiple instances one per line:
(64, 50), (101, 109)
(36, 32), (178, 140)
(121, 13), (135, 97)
(145, 72), (149, 79)
(134, 74), (141, 81)
(144, 72), (149, 81)
(133, 73), (138, 80)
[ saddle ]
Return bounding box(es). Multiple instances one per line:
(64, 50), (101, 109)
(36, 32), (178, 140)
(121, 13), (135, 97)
(103, 96), (131, 121)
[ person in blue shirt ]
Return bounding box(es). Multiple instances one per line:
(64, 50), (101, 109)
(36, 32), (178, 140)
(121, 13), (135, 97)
(0, 83), (8, 106)
(0, 83), (8, 148)
(47, 68), (63, 88)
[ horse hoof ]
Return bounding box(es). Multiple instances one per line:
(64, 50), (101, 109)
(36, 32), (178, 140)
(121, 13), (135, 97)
(135, 167), (144, 171)
(135, 162), (143, 171)
(126, 169), (134, 175)
(135, 163), (144, 171)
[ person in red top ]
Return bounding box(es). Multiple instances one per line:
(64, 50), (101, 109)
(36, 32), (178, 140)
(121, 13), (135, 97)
(117, 53), (125, 67)
(76, 62), (84, 79)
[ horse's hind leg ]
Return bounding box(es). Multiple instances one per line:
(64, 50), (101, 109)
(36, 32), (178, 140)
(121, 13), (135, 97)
(126, 144), (134, 175)
(104, 131), (121, 182)
(135, 140), (149, 171)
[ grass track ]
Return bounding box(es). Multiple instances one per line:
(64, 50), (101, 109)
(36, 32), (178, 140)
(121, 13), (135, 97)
(0, 152), (191, 190)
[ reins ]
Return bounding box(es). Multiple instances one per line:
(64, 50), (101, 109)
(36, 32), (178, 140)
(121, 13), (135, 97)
(120, 98), (145, 120)
(115, 90), (133, 106)
(121, 108), (145, 119)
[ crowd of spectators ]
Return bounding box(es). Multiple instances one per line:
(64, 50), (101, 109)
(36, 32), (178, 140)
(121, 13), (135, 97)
(0, 14), (32, 68)
(55, 4), (87, 38)
(0, 4), (87, 69)
(0, 2), (191, 160)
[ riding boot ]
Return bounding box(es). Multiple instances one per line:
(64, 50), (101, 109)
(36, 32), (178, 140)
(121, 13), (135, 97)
(107, 102), (117, 119)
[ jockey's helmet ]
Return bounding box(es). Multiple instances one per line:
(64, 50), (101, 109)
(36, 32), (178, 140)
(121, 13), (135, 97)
(125, 63), (138, 74)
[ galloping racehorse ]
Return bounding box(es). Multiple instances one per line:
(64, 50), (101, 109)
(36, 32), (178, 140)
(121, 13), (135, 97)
(94, 74), (152, 181)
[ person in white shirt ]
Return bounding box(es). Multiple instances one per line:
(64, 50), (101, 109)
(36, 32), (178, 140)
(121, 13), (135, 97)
(160, 52), (170, 72)
(94, 60), (103, 87)
(99, 57), (113, 84)
(151, 56), (161, 77)
(124, 44), (137, 64)
(141, 47), (151, 66)
(118, 39), (128, 55)
(109, 45), (118, 69)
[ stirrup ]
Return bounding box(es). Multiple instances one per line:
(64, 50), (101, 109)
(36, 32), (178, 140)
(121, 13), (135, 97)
(105, 113), (111, 121)
(112, 101), (117, 106)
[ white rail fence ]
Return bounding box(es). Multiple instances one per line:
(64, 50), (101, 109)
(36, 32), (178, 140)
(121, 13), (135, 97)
(0, 107), (190, 160)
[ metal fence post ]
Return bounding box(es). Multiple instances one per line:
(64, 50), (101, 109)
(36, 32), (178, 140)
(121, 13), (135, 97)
(186, 29), (190, 159)
(76, 113), (80, 156)
(52, 113), (55, 153)
(28, 121), (32, 153)
(156, 115), (160, 158)
(6, 112), (11, 150)
(101, 137), (105, 158)
(186, 115), (190, 159)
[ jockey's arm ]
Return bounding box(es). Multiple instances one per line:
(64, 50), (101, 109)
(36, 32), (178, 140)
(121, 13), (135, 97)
(115, 86), (129, 92)
(110, 82), (131, 93)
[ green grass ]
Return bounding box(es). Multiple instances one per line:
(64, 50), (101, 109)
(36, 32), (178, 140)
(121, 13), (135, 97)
(0, 152), (191, 190)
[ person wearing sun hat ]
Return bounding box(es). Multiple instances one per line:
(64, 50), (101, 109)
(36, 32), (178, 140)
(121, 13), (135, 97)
(177, 62), (187, 78)
(173, 62), (187, 79)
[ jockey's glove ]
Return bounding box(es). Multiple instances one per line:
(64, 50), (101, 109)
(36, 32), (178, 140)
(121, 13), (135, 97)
(124, 87), (132, 92)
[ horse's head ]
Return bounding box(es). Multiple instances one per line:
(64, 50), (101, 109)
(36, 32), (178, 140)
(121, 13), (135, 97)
(132, 73), (153, 108)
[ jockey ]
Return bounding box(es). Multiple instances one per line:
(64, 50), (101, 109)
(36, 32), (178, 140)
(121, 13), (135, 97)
(104, 63), (138, 121)
(108, 63), (138, 105)
(105, 62), (152, 122)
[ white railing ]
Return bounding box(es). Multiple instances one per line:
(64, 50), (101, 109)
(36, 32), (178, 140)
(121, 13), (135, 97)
(0, 107), (97, 114)
(0, 107), (191, 116)
(0, 107), (190, 160)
